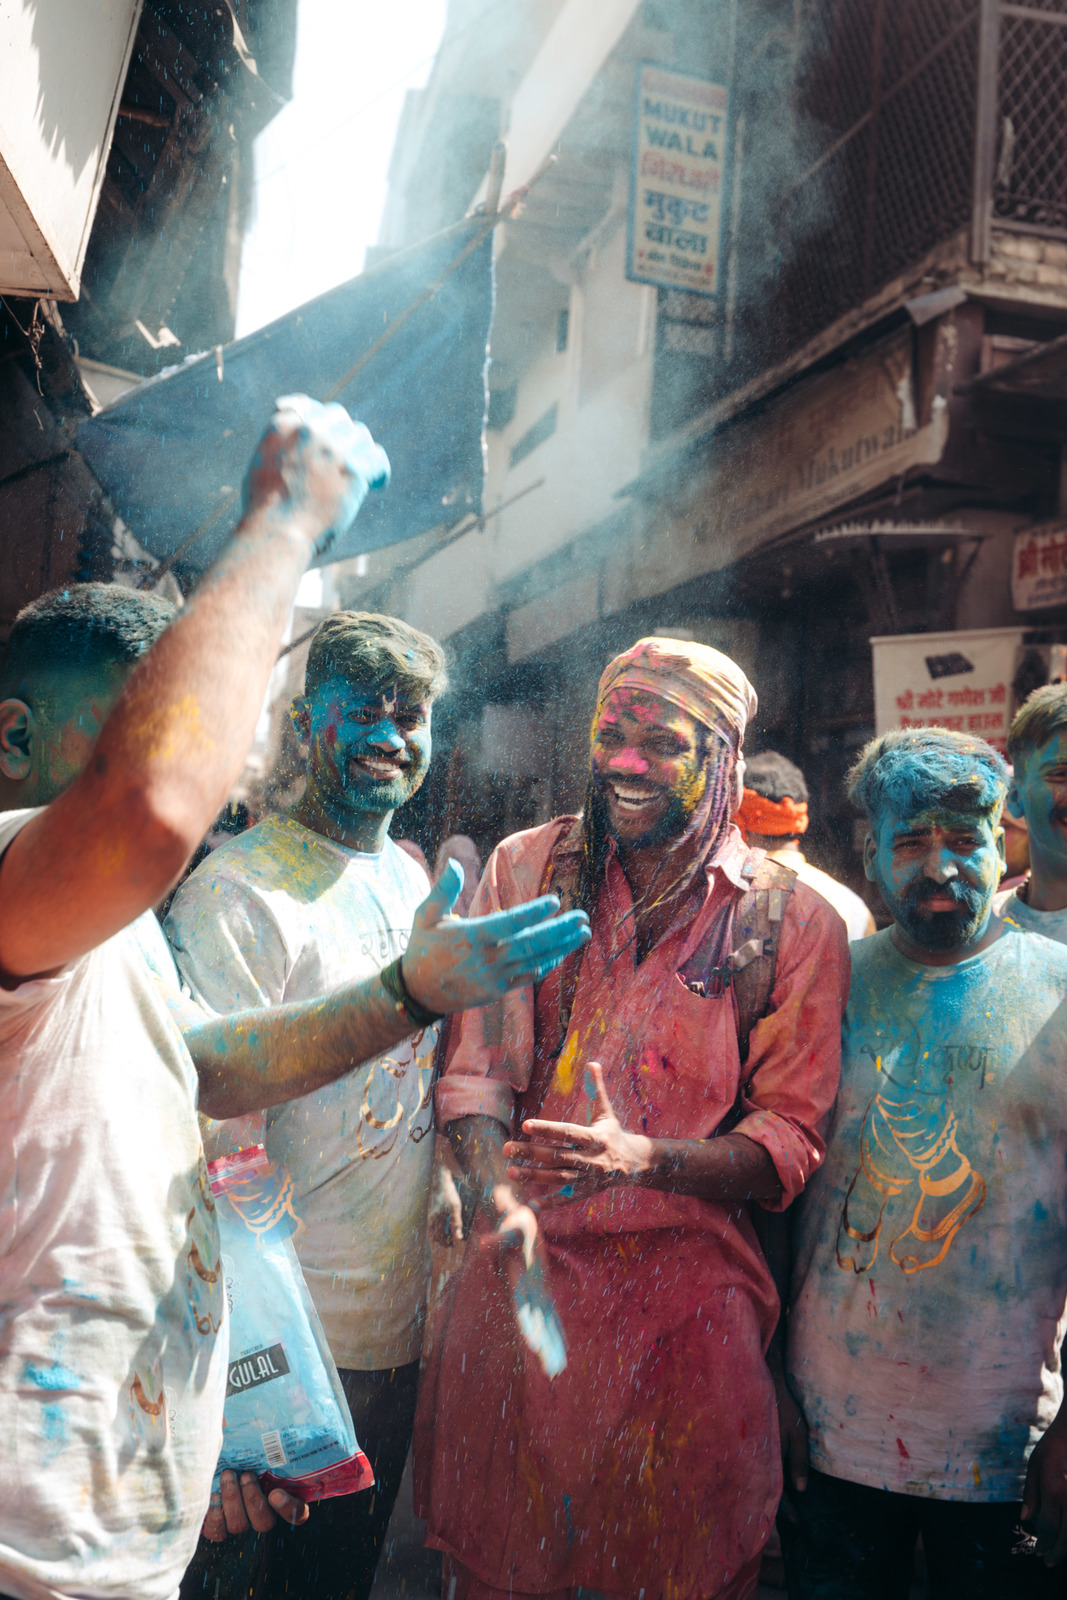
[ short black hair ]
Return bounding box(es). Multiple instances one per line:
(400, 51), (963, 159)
(1007, 683), (1067, 765)
(848, 727), (1007, 826)
(744, 750), (809, 804)
(305, 611), (447, 703)
(0, 583), (174, 703)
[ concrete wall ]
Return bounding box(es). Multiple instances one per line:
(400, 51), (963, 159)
(0, 0), (141, 296)
(391, 216), (655, 643)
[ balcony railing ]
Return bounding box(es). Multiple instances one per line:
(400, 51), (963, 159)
(739, 0), (1067, 372)
(996, 0), (1067, 233)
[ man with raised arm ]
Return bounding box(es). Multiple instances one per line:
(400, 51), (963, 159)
(416, 637), (850, 1600)
(780, 727), (1067, 1597)
(0, 401), (588, 1600)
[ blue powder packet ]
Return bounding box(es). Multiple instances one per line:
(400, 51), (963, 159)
(209, 1147), (373, 1501)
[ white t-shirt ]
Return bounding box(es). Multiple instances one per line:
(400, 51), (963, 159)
(0, 809), (226, 1600)
(768, 848), (876, 942)
(789, 925), (1067, 1501)
(995, 882), (1067, 945)
(165, 813), (437, 1373)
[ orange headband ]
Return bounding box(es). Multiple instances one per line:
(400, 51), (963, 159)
(737, 789), (809, 837)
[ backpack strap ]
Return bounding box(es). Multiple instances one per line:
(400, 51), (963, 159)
(730, 854), (797, 1063)
(676, 849), (797, 1062)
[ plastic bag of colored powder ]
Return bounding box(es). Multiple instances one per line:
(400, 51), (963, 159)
(209, 1146), (374, 1502)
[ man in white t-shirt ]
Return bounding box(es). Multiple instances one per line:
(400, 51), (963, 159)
(0, 398), (390, 1600)
(995, 684), (1067, 944)
(164, 611), (478, 1600)
(738, 749), (876, 941)
(0, 406), (591, 1600)
(780, 727), (1067, 1598)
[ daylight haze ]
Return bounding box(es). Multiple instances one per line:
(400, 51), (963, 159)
(236, 0), (448, 338)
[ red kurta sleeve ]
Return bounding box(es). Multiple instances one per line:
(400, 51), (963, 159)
(732, 880), (850, 1210)
(434, 821), (563, 1130)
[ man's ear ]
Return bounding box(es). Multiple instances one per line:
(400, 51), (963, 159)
(289, 695), (311, 745)
(1005, 779), (1026, 824)
(0, 699), (35, 782)
(862, 827), (878, 883)
(994, 823), (1007, 872)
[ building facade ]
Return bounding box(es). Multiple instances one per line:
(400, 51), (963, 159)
(349, 0), (1067, 911)
(0, 0), (296, 632)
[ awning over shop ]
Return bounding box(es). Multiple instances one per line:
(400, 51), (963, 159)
(75, 221), (494, 573)
(806, 519), (994, 551)
(960, 329), (1067, 402)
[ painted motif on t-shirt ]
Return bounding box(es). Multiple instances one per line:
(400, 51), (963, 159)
(357, 1023), (435, 1159)
(789, 925), (1067, 1500)
(186, 1151), (224, 1336)
(836, 1028), (988, 1277)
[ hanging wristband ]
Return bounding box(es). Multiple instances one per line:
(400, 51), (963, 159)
(379, 956), (445, 1028)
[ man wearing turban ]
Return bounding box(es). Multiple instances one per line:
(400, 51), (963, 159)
(415, 637), (850, 1600)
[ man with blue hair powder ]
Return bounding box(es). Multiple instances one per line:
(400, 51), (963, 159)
(779, 726), (1067, 1596)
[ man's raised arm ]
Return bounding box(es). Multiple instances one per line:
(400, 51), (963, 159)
(0, 399), (387, 979)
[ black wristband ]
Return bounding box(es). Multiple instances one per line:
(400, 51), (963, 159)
(379, 956), (445, 1028)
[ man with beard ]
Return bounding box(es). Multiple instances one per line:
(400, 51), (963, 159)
(165, 609), (589, 1600)
(995, 684), (1067, 940)
(415, 636), (850, 1600)
(779, 727), (1067, 1597)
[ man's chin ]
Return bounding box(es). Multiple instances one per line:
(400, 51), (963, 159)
(335, 777), (419, 816)
(896, 907), (982, 953)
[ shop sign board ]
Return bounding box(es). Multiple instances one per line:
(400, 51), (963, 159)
(870, 627), (1025, 756)
(1011, 522), (1067, 611)
(646, 329), (948, 590)
(627, 65), (728, 297)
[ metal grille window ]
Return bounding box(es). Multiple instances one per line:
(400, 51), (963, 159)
(773, 0), (981, 359)
(995, 5), (1067, 232)
(714, 0), (1067, 397)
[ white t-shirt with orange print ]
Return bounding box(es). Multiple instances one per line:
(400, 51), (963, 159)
(789, 923), (1067, 1501)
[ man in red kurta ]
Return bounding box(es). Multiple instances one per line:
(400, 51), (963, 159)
(416, 637), (849, 1600)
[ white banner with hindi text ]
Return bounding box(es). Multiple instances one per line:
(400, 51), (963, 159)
(871, 628), (1025, 756)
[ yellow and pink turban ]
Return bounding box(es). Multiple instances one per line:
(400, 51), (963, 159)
(594, 636), (757, 750)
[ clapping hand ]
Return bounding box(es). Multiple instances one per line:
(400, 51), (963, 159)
(503, 1062), (653, 1207)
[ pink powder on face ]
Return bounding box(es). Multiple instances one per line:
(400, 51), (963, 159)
(604, 747), (653, 776)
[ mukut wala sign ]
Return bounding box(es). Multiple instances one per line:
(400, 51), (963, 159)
(628, 64), (728, 297)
